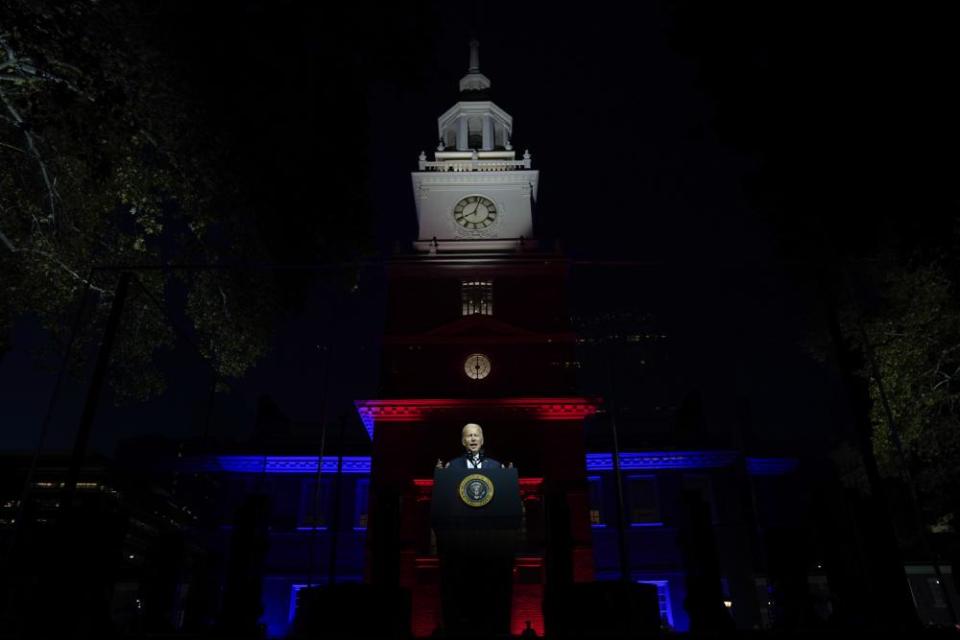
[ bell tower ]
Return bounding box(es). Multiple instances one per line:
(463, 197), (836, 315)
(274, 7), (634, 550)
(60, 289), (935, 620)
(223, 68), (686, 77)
(411, 39), (539, 252)
(357, 41), (597, 637)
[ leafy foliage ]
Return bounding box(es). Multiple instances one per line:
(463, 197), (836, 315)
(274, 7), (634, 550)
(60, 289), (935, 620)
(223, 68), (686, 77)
(670, 0), (960, 523)
(847, 263), (960, 519)
(0, 0), (273, 400)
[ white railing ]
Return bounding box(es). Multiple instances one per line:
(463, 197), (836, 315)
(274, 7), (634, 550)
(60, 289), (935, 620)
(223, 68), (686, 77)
(418, 158), (532, 172)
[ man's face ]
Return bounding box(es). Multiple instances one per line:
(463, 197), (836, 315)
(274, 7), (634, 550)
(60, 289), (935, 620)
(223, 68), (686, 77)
(462, 425), (484, 453)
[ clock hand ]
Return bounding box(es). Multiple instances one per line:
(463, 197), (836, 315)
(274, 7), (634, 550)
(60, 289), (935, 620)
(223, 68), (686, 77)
(465, 203), (476, 221)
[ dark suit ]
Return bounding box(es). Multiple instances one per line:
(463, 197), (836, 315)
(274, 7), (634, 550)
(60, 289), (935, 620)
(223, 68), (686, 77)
(447, 455), (501, 469)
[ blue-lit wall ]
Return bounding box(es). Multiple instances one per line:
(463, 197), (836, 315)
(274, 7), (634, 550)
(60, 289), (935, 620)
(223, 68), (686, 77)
(181, 458), (371, 638)
(188, 452), (796, 637)
(584, 453), (800, 632)
(587, 469), (707, 632)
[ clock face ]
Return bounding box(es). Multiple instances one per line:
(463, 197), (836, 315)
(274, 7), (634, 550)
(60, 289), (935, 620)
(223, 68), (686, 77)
(464, 353), (492, 380)
(453, 195), (497, 230)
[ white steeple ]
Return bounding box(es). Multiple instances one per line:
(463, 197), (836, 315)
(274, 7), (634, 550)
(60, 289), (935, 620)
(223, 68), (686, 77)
(410, 41), (539, 253)
(436, 40), (512, 152)
(459, 38), (491, 93)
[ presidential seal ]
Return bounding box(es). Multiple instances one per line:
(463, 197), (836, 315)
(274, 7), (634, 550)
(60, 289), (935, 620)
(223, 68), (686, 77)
(458, 473), (494, 508)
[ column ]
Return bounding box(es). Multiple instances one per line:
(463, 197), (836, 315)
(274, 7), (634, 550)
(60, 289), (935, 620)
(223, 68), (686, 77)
(457, 116), (468, 151)
(482, 115), (494, 151)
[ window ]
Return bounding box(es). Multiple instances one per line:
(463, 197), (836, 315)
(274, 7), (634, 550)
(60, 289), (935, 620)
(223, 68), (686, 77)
(298, 478), (332, 529)
(588, 476), (604, 526)
(682, 474), (717, 523)
(626, 476), (660, 525)
(461, 280), (493, 316)
(354, 478), (370, 530)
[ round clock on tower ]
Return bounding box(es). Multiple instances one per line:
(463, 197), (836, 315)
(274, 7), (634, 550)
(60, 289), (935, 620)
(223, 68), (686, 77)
(464, 353), (492, 379)
(453, 195), (498, 230)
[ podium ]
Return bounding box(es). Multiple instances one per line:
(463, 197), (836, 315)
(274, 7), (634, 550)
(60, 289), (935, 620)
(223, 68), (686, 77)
(431, 467), (522, 636)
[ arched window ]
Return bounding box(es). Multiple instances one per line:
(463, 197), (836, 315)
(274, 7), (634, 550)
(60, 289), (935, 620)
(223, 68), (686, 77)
(461, 280), (493, 316)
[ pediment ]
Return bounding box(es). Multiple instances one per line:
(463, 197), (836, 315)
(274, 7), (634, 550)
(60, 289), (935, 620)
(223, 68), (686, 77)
(423, 315), (540, 338)
(384, 315), (575, 345)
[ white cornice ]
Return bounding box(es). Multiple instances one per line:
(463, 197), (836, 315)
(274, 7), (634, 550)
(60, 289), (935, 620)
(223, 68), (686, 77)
(412, 169), (538, 193)
(437, 101), (513, 133)
(412, 238), (539, 253)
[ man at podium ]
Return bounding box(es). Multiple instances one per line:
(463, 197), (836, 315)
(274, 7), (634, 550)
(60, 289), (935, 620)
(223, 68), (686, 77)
(431, 422), (519, 636)
(436, 423), (505, 470)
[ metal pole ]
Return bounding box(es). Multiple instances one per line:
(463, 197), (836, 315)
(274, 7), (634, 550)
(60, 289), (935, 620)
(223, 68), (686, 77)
(307, 294), (336, 589)
(60, 271), (130, 515)
(3, 279), (92, 578)
(307, 409), (326, 591)
(327, 417), (347, 586)
(606, 341), (631, 581)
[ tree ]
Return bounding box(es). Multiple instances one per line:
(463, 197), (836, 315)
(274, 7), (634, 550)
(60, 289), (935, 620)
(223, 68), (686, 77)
(668, 4), (954, 626)
(668, 0), (960, 526)
(846, 262), (960, 524)
(0, 0), (276, 400)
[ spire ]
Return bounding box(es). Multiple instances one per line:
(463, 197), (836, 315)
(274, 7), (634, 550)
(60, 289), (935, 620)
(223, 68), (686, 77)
(459, 39), (491, 94)
(468, 38), (480, 72)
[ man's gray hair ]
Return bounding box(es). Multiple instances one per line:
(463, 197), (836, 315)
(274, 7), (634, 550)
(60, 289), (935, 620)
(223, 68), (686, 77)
(462, 422), (483, 436)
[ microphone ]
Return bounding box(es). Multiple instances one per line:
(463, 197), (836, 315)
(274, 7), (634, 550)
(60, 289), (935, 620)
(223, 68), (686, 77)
(464, 448), (485, 467)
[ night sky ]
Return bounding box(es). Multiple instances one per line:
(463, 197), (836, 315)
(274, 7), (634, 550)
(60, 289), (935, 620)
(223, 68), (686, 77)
(1, 1), (955, 458)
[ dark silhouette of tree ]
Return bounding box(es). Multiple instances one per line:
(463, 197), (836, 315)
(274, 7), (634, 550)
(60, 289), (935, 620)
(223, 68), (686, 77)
(0, 0), (276, 399)
(218, 493), (270, 638)
(844, 262), (960, 525)
(679, 491), (735, 633)
(668, 1), (954, 629)
(140, 531), (186, 633)
(0, 0), (426, 398)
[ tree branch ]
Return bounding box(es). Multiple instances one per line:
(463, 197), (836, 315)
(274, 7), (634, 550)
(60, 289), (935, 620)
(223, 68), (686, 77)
(0, 34), (16, 63)
(0, 226), (16, 252)
(0, 35), (89, 99)
(0, 83), (59, 226)
(0, 200), (46, 244)
(25, 248), (108, 294)
(0, 140), (25, 153)
(218, 286), (231, 320)
(933, 377), (952, 392)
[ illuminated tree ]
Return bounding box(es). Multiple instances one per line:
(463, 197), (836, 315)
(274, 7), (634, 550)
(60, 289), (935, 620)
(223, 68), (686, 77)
(847, 262), (960, 523)
(0, 0), (276, 400)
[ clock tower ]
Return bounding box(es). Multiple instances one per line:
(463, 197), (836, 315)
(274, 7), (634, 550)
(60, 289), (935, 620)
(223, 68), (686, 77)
(357, 41), (597, 637)
(411, 39), (538, 252)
